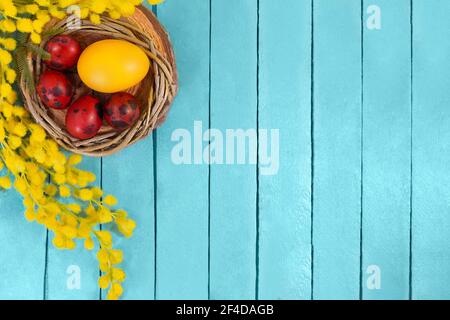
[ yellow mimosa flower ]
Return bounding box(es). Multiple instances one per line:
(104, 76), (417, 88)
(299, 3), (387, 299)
(0, 176), (12, 189)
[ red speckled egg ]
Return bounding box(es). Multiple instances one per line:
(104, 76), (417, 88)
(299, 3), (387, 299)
(37, 70), (73, 110)
(66, 95), (103, 140)
(45, 35), (82, 70)
(103, 92), (141, 130)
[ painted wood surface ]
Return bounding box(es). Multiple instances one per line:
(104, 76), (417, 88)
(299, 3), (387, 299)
(0, 190), (46, 299)
(102, 141), (156, 300)
(313, 0), (362, 299)
(209, 0), (258, 299)
(361, 0), (411, 300)
(258, 0), (312, 300)
(412, 0), (450, 300)
(1, 0), (450, 300)
(156, 1), (210, 299)
(46, 158), (100, 299)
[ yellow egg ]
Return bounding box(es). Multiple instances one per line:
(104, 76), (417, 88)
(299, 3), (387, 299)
(77, 39), (150, 93)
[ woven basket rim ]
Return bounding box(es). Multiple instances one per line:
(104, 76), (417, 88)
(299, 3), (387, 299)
(19, 5), (178, 157)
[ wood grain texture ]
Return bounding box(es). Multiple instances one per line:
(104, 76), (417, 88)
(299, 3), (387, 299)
(156, 0), (210, 299)
(46, 157), (100, 299)
(412, 0), (450, 299)
(313, 0), (362, 299)
(0, 192), (46, 299)
(258, 0), (312, 299)
(101, 139), (155, 300)
(3, 0), (450, 300)
(362, 0), (411, 300)
(209, 0), (258, 299)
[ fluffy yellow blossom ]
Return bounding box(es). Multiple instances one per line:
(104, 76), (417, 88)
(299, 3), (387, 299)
(32, 19), (45, 33)
(90, 0), (108, 14)
(116, 217), (136, 238)
(97, 248), (109, 264)
(92, 186), (103, 198)
(109, 250), (123, 264)
(84, 237), (95, 250)
(79, 188), (93, 201)
(112, 268), (126, 282)
(14, 178), (27, 194)
(103, 195), (118, 206)
(0, 38), (17, 51)
(98, 275), (110, 289)
(148, 0), (165, 4)
(0, 176), (12, 189)
(111, 283), (123, 296)
(6, 69), (16, 83)
(0, 49), (12, 65)
(25, 4), (39, 14)
(8, 135), (22, 149)
(24, 208), (36, 222)
(89, 13), (101, 24)
(58, 0), (79, 8)
(53, 173), (66, 185)
(1, 84), (13, 100)
(68, 154), (82, 166)
(0, 0), (153, 300)
(36, 11), (51, 23)
(98, 207), (113, 223)
(95, 230), (113, 248)
(12, 122), (27, 137)
(16, 19), (33, 33)
(35, 0), (51, 6)
(30, 32), (42, 44)
(67, 203), (81, 213)
(0, 0), (18, 17)
(1, 20), (16, 33)
(59, 185), (71, 197)
(109, 10), (121, 19)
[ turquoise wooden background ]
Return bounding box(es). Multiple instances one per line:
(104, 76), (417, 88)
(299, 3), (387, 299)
(0, 0), (449, 300)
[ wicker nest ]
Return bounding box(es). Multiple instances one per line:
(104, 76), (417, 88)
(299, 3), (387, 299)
(19, 5), (178, 157)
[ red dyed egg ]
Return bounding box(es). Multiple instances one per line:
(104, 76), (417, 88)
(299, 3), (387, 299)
(66, 95), (103, 140)
(103, 92), (141, 130)
(45, 35), (82, 70)
(37, 70), (73, 110)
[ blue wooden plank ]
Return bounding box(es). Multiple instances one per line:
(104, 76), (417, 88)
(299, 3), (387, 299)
(412, 0), (450, 300)
(0, 192), (47, 299)
(96, 2), (156, 302)
(46, 158), (100, 299)
(313, 0), (362, 299)
(209, 0), (258, 299)
(156, 0), (209, 299)
(101, 138), (155, 300)
(0, 18), (45, 302)
(258, 0), (312, 299)
(362, 0), (411, 300)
